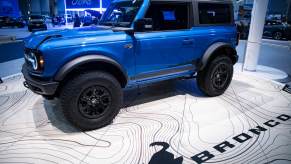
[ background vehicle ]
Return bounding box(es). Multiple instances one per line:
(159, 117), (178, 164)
(43, 15), (52, 24)
(85, 10), (102, 20)
(28, 15), (47, 32)
(81, 16), (99, 26)
(52, 16), (66, 26)
(18, 16), (28, 25)
(64, 14), (73, 23)
(0, 16), (25, 28)
(84, 10), (102, 26)
(263, 21), (291, 40)
(22, 0), (238, 130)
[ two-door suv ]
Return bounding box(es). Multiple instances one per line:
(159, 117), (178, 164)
(22, 0), (238, 130)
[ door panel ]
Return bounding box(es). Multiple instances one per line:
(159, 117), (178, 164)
(131, 1), (199, 81)
(134, 30), (196, 79)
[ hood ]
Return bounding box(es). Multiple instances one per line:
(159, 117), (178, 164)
(24, 26), (112, 49)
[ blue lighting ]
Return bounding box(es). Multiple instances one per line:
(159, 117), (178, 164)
(162, 11), (176, 21)
(0, 0), (20, 17)
(65, 0), (100, 9)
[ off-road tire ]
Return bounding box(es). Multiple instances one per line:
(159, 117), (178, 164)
(60, 71), (122, 131)
(197, 55), (233, 97)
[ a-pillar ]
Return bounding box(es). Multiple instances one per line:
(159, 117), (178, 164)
(243, 0), (269, 71)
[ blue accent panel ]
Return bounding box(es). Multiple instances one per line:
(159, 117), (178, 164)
(102, 0), (110, 8)
(65, 0), (100, 9)
(0, 0), (20, 17)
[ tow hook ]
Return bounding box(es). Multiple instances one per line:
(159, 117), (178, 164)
(23, 81), (29, 88)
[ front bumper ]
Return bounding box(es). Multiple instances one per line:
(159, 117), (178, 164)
(233, 53), (239, 64)
(28, 24), (47, 31)
(22, 64), (59, 96)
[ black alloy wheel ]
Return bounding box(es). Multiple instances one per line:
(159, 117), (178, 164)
(60, 71), (122, 131)
(78, 85), (112, 119)
(211, 63), (229, 90)
(273, 31), (283, 40)
(197, 55), (233, 97)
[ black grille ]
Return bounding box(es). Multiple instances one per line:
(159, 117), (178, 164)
(30, 21), (44, 25)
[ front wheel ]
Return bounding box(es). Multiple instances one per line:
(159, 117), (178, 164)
(273, 31), (283, 40)
(197, 55), (233, 97)
(60, 71), (122, 131)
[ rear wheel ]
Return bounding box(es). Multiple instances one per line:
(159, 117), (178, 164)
(197, 55), (233, 97)
(60, 71), (122, 131)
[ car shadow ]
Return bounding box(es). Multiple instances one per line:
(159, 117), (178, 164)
(39, 79), (205, 133)
(123, 78), (205, 108)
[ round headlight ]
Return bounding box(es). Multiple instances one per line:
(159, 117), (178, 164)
(27, 52), (38, 70)
(32, 54), (38, 70)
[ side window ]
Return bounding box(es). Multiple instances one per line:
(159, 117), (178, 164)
(198, 3), (232, 25)
(145, 2), (191, 31)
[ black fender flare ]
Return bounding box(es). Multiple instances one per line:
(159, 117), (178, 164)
(199, 42), (238, 70)
(54, 55), (128, 83)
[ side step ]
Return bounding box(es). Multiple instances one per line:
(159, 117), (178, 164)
(181, 73), (197, 80)
(283, 84), (291, 94)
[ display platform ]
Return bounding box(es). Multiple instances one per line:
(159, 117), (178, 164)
(0, 72), (291, 164)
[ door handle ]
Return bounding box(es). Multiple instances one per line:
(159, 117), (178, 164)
(182, 39), (194, 45)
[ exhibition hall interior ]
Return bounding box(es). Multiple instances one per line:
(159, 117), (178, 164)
(0, 0), (291, 163)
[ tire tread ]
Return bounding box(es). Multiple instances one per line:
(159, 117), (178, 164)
(60, 71), (122, 131)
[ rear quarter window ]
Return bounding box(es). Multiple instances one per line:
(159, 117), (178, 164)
(198, 3), (232, 25)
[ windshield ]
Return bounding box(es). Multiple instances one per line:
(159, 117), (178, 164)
(99, 0), (143, 27)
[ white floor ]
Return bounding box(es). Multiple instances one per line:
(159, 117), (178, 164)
(0, 72), (291, 164)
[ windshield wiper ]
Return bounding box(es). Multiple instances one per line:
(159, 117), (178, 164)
(99, 22), (114, 26)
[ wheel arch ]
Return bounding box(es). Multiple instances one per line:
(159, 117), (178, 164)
(54, 55), (128, 88)
(198, 42), (238, 71)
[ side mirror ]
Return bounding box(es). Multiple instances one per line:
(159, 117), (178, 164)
(134, 18), (153, 32)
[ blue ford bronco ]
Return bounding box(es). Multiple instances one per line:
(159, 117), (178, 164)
(22, 0), (238, 130)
